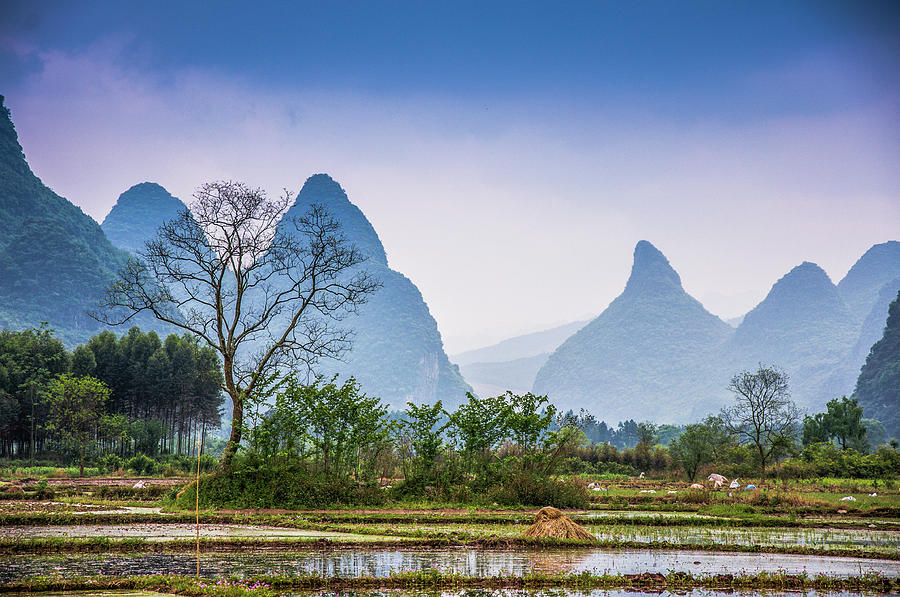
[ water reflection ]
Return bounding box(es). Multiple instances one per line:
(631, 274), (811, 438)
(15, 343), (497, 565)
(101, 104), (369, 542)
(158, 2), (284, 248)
(1, 548), (897, 583)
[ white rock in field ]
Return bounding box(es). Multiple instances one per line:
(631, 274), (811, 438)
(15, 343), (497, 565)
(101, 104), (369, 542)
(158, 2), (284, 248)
(667, 490), (677, 494)
(133, 480), (146, 489)
(729, 478), (740, 489)
(840, 496), (857, 501)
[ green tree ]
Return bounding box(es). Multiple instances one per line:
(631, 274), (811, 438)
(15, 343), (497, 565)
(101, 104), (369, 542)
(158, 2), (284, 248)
(44, 375), (111, 476)
(276, 375), (391, 480)
(448, 392), (510, 475)
(505, 392), (556, 465)
(670, 423), (717, 481)
(0, 326), (69, 458)
(721, 364), (800, 481)
(401, 400), (448, 481)
(803, 396), (868, 452)
(70, 345), (96, 377)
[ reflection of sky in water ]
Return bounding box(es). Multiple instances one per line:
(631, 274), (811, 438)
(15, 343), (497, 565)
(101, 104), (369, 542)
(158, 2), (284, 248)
(585, 526), (900, 549)
(2, 549), (897, 582)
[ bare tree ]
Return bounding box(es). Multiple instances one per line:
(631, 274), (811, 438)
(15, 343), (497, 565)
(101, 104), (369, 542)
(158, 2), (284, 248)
(94, 181), (379, 467)
(721, 364), (800, 481)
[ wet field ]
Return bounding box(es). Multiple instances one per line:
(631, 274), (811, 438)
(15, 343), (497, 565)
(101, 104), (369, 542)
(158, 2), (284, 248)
(2, 547), (898, 584)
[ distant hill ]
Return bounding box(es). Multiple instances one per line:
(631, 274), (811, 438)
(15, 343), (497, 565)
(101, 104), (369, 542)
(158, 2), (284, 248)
(279, 174), (471, 409)
(453, 320), (589, 366)
(0, 95), (162, 346)
(855, 289), (900, 439)
(729, 262), (858, 410)
(838, 241), (900, 327)
(826, 276), (900, 400)
(461, 353), (550, 397)
(452, 319), (589, 397)
(533, 241), (734, 423)
(102, 183), (187, 254)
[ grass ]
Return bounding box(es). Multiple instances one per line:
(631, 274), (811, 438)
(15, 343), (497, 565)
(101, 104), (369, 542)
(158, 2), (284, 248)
(2, 534), (898, 560)
(2, 570), (898, 595)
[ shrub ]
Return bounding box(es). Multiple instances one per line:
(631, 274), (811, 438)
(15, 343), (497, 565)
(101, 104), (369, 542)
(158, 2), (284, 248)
(97, 454), (122, 474)
(175, 454), (387, 509)
(483, 471), (589, 509)
(127, 453), (158, 476)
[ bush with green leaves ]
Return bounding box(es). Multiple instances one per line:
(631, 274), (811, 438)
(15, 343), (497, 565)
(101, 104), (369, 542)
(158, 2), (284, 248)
(178, 453), (386, 509)
(97, 453), (122, 474)
(126, 453), (158, 475)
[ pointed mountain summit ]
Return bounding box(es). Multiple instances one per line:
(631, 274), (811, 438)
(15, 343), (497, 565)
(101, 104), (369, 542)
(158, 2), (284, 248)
(533, 241), (734, 423)
(838, 241), (900, 327)
(280, 174), (470, 409)
(623, 239), (683, 297)
(285, 173), (388, 266)
(102, 182), (187, 254)
(731, 261), (856, 410)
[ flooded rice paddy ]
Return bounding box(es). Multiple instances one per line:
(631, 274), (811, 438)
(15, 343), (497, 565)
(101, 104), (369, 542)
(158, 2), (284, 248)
(0, 523), (389, 542)
(1, 548), (897, 583)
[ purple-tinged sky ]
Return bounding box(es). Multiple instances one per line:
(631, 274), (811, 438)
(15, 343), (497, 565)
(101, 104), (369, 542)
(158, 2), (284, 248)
(2, 1), (899, 352)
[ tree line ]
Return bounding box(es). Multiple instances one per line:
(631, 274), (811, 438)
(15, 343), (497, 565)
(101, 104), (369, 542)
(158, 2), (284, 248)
(0, 326), (224, 462)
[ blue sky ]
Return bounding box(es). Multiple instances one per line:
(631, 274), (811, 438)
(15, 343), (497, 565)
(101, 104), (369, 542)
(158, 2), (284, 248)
(2, 1), (899, 350)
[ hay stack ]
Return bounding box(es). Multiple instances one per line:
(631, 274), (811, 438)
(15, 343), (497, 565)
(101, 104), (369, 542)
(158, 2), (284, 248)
(522, 506), (597, 541)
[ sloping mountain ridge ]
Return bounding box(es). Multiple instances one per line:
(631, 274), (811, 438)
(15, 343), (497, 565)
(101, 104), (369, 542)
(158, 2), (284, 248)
(102, 182), (188, 254)
(729, 261), (857, 410)
(855, 289), (900, 439)
(279, 174), (471, 409)
(837, 241), (900, 327)
(533, 241), (735, 423)
(0, 95), (164, 346)
(453, 320), (590, 366)
(453, 319), (590, 398)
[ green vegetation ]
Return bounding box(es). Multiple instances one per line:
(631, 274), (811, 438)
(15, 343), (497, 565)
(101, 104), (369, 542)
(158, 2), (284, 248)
(2, 570), (898, 594)
(0, 96), (166, 347)
(44, 374), (111, 476)
(855, 289), (900, 439)
(0, 326), (224, 465)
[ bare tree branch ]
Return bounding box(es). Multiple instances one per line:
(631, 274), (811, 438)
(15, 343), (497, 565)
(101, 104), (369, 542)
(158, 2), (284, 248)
(93, 180), (380, 467)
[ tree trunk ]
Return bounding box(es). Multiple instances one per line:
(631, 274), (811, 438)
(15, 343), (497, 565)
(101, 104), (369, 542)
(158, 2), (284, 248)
(219, 391), (242, 469)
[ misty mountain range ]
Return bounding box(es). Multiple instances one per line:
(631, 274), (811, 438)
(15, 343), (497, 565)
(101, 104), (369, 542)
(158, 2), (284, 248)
(1, 93), (898, 423)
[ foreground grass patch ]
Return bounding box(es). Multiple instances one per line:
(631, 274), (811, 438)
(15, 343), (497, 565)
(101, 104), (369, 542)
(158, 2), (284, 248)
(2, 570), (898, 595)
(1, 535), (898, 561)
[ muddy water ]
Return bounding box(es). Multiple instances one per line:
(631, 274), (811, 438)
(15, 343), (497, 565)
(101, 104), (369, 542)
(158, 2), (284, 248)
(1, 548), (897, 583)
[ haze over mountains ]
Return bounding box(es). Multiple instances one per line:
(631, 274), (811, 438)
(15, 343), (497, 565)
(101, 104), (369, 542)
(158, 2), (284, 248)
(272, 174), (471, 410)
(453, 320), (589, 396)
(527, 240), (900, 423)
(533, 241), (735, 422)
(95, 173), (471, 411)
(1, 92), (896, 424)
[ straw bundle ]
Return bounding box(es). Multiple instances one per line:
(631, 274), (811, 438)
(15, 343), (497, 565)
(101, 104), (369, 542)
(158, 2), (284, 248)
(522, 506), (597, 541)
